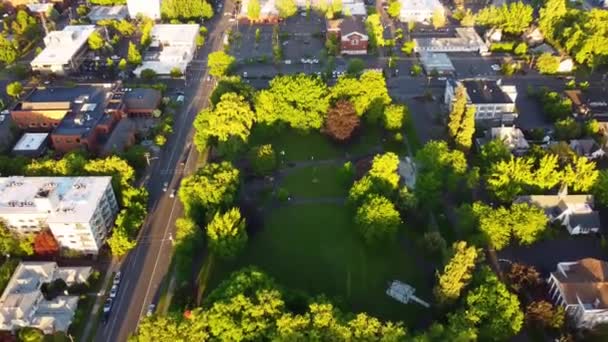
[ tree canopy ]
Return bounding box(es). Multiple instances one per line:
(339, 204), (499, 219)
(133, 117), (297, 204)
(447, 85), (475, 151)
(476, 2), (534, 34)
(355, 195), (402, 244)
(330, 71), (391, 121)
(349, 152), (401, 204)
(276, 0), (297, 18)
(207, 51), (236, 78)
(323, 100), (360, 141)
(434, 241), (480, 304)
(206, 208), (248, 259)
(161, 0), (214, 20)
(256, 74), (329, 131)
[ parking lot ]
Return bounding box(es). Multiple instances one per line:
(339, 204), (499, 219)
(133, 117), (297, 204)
(230, 25), (274, 61)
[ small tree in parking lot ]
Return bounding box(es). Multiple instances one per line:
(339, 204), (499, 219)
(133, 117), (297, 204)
(127, 42), (142, 65)
(118, 58), (127, 71)
(87, 31), (105, 51)
(431, 9), (446, 29)
(207, 51), (236, 77)
(140, 68), (157, 82)
(170, 67), (183, 78)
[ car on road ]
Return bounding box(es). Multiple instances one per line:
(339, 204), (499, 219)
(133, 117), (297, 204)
(146, 304), (156, 316)
(109, 284), (118, 298)
(103, 298), (113, 313)
(169, 188), (176, 198)
(113, 271), (121, 285)
(491, 64), (501, 71)
(162, 182), (168, 192)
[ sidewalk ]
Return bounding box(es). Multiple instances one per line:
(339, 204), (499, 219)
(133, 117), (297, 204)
(80, 261), (117, 342)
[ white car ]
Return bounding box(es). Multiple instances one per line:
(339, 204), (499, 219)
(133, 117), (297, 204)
(491, 64), (501, 71)
(103, 298), (113, 313)
(169, 188), (176, 198)
(109, 284), (118, 298)
(162, 182), (168, 192)
(146, 304), (156, 316)
(112, 271), (121, 285)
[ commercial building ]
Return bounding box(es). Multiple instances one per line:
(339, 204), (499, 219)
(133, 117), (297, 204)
(418, 52), (454, 75)
(127, 0), (161, 20)
(445, 79), (517, 124)
(414, 28), (488, 55)
(10, 84), (127, 154)
(399, 0), (444, 23)
(30, 25), (97, 76)
(0, 262), (91, 334)
(123, 88), (162, 117)
(88, 6), (129, 23)
(134, 24), (199, 77)
(548, 258), (608, 329)
(12, 133), (49, 157)
(0, 176), (119, 254)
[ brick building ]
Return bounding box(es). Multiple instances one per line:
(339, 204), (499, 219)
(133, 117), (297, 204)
(327, 16), (368, 55)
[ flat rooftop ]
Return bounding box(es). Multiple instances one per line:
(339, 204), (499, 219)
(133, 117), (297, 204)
(462, 79), (513, 104)
(20, 84), (117, 137)
(13, 133), (49, 152)
(419, 52), (455, 71)
(88, 5), (128, 21)
(31, 25), (96, 67)
(151, 24), (199, 45)
(0, 176), (113, 224)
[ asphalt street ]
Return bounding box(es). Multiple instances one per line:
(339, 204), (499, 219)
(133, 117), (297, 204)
(94, 4), (234, 342)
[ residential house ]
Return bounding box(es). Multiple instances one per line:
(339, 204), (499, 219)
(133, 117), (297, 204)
(522, 26), (544, 47)
(547, 258), (608, 329)
(10, 84), (127, 154)
(414, 28), (488, 55)
(398, 0), (444, 23)
(30, 25), (97, 76)
(570, 139), (605, 160)
(445, 79), (517, 124)
(476, 126), (529, 155)
(564, 89), (608, 120)
(134, 24), (199, 77)
(418, 52), (454, 75)
(0, 176), (119, 254)
(484, 27), (502, 43)
(127, 0), (161, 20)
(515, 193), (600, 235)
(0, 262), (91, 334)
(326, 16), (368, 55)
(88, 6), (129, 23)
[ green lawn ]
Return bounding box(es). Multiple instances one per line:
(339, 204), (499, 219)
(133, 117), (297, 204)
(281, 164), (347, 198)
(248, 126), (384, 162)
(210, 204), (429, 324)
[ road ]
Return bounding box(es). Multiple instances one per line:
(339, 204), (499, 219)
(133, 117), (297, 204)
(94, 5), (234, 342)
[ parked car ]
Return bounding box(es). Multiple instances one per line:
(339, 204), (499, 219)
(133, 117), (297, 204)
(109, 284), (118, 298)
(112, 271), (121, 285)
(146, 304), (156, 316)
(162, 182), (168, 192)
(169, 188), (176, 198)
(103, 298), (113, 313)
(491, 64), (501, 71)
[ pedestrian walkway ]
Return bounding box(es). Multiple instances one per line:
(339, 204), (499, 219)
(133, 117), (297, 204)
(80, 261), (116, 342)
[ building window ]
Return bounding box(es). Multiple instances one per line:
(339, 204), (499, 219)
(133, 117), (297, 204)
(352, 39), (359, 46)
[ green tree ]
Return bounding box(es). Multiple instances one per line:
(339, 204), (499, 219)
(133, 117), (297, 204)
(115, 19), (135, 36)
(431, 9), (446, 29)
(140, 68), (157, 82)
(6, 81), (22, 99)
(477, 202), (547, 250)
(248, 0), (261, 19)
(207, 51), (236, 77)
(0, 223), (34, 257)
(210, 76), (256, 106)
(107, 229), (136, 257)
(355, 195), (401, 244)
(479, 139), (510, 172)
(535, 53), (560, 74)
(434, 241), (480, 305)
(562, 155), (598, 192)
(249, 144), (277, 176)
(514, 42), (528, 55)
(476, 2), (533, 34)
(383, 104), (405, 130)
(161, 0), (214, 20)
(256, 74), (329, 131)
(127, 42), (142, 65)
(276, 0), (297, 18)
(365, 14), (385, 48)
(460, 9), (476, 27)
(448, 86), (476, 152)
(486, 156), (534, 202)
(170, 67), (183, 78)
(206, 208), (248, 259)
(463, 267), (524, 341)
(346, 58), (365, 76)
(401, 41), (415, 55)
(88, 31), (105, 51)
(0, 35), (18, 64)
(555, 117), (582, 140)
(387, 1), (401, 18)
(174, 217), (203, 283)
(118, 58), (127, 71)
(593, 169), (608, 206)
(330, 70), (391, 119)
(193, 92), (255, 152)
(17, 328), (44, 342)
(178, 161), (240, 222)
(0, 259), (18, 293)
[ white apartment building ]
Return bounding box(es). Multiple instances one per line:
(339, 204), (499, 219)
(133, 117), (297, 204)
(30, 25), (97, 75)
(548, 258), (608, 329)
(0, 262), (91, 334)
(134, 24), (199, 76)
(127, 0), (161, 20)
(0, 176), (118, 255)
(399, 0), (444, 23)
(445, 79), (517, 124)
